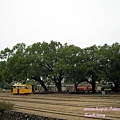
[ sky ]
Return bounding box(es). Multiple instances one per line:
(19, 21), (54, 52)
(0, 0), (120, 50)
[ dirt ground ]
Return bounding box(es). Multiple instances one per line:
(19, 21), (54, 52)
(0, 92), (120, 120)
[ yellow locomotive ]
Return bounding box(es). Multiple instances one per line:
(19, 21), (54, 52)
(12, 83), (33, 95)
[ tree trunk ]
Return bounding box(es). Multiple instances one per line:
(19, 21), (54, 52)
(74, 82), (79, 93)
(87, 71), (96, 93)
(92, 78), (96, 93)
(31, 76), (48, 92)
(114, 80), (119, 93)
(55, 80), (62, 92)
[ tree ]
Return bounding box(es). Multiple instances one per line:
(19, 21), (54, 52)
(109, 43), (120, 92)
(0, 47), (13, 83)
(81, 45), (100, 93)
(0, 41), (119, 93)
(64, 45), (86, 92)
(97, 43), (120, 92)
(26, 41), (67, 92)
(0, 43), (29, 84)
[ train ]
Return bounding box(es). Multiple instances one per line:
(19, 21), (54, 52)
(11, 83), (75, 95)
(77, 83), (92, 92)
(11, 81), (111, 95)
(12, 83), (34, 95)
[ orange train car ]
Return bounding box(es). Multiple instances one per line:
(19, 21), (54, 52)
(12, 84), (33, 95)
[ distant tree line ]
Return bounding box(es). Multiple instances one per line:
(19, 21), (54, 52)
(0, 41), (120, 93)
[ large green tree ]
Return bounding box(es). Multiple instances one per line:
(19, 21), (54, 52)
(0, 43), (28, 83)
(26, 41), (68, 92)
(109, 43), (120, 92)
(64, 45), (86, 92)
(0, 41), (119, 93)
(0, 47), (13, 83)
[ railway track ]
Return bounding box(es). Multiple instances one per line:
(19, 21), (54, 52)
(14, 105), (120, 120)
(0, 96), (119, 108)
(0, 93), (120, 120)
(0, 93), (120, 102)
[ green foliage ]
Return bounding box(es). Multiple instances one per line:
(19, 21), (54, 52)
(0, 41), (120, 92)
(0, 81), (5, 88)
(0, 100), (14, 110)
(26, 79), (37, 85)
(3, 82), (11, 89)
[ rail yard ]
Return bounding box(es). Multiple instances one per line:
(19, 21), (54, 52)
(0, 92), (120, 120)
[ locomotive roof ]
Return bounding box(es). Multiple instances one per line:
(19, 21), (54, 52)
(13, 84), (32, 86)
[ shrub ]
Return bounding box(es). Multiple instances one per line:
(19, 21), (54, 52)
(4, 82), (11, 89)
(0, 100), (14, 110)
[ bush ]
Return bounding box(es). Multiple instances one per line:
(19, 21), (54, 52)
(3, 82), (11, 89)
(0, 100), (14, 110)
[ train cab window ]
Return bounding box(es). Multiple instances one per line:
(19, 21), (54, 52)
(25, 86), (29, 89)
(20, 86), (25, 88)
(17, 86), (20, 89)
(17, 86), (25, 89)
(26, 86), (32, 89)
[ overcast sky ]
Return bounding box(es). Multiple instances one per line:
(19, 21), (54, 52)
(0, 0), (120, 50)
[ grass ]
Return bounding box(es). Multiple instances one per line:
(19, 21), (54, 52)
(0, 100), (14, 110)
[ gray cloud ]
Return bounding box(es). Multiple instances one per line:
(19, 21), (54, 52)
(0, 0), (120, 50)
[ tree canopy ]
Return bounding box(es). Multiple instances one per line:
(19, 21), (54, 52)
(0, 41), (120, 93)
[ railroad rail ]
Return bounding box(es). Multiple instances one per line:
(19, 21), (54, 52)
(0, 96), (119, 108)
(14, 105), (120, 120)
(0, 93), (120, 120)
